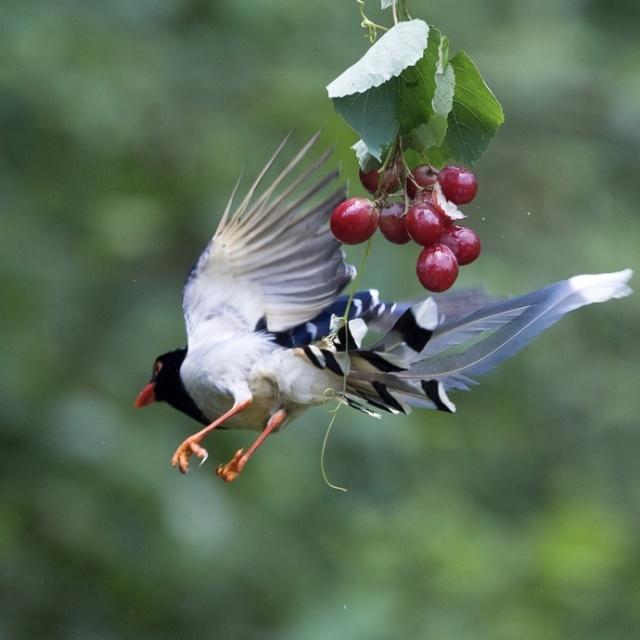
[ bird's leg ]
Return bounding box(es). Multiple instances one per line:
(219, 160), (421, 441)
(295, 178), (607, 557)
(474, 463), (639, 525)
(216, 408), (287, 483)
(171, 398), (252, 474)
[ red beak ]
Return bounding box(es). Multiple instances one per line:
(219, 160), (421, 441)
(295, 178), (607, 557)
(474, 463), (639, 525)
(135, 382), (156, 408)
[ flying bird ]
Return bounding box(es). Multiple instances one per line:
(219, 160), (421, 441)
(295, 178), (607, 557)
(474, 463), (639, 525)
(135, 135), (632, 482)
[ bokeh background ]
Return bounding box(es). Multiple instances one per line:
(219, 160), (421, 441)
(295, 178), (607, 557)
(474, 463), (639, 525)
(2, 1), (640, 638)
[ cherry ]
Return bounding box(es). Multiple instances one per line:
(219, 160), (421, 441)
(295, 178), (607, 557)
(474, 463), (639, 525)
(359, 165), (400, 195)
(439, 225), (481, 265)
(405, 201), (445, 246)
(406, 165), (438, 200)
(416, 244), (459, 292)
(378, 202), (410, 244)
(437, 165), (478, 205)
(330, 198), (379, 245)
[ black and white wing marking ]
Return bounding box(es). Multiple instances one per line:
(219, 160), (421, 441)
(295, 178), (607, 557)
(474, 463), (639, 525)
(259, 289), (384, 347)
(182, 134), (355, 340)
(259, 287), (498, 349)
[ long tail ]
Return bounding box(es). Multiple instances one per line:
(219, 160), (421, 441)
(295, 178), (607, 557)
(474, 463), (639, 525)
(302, 270), (633, 417)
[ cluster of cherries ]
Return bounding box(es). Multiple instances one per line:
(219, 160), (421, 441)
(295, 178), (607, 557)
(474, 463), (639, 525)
(330, 163), (481, 292)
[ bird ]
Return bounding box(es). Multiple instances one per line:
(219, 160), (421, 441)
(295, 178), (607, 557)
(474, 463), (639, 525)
(135, 134), (633, 483)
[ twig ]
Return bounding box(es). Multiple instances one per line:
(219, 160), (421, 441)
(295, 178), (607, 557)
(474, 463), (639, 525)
(320, 237), (373, 492)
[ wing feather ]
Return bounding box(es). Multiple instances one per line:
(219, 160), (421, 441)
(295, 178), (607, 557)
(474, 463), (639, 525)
(183, 135), (354, 340)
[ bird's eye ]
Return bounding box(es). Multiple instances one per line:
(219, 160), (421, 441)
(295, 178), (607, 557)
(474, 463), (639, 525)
(154, 361), (163, 375)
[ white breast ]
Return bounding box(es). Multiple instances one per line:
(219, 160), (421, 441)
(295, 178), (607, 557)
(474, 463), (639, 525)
(179, 319), (279, 431)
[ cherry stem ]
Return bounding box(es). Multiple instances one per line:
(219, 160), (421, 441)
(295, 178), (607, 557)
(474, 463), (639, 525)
(397, 136), (414, 208)
(371, 137), (400, 202)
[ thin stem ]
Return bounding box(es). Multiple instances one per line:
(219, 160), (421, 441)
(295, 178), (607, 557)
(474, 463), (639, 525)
(357, 0), (388, 42)
(320, 410), (347, 492)
(379, 137), (398, 174)
(399, 0), (412, 20)
(397, 137), (413, 178)
(373, 137), (400, 202)
(339, 235), (373, 323)
(320, 237), (373, 492)
(392, 1), (399, 25)
(397, 137), (412, 208)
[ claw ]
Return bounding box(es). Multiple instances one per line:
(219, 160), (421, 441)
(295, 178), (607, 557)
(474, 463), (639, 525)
(198, 450), (209, 467)
(169, 399), (253, 475)
(171, 437), (209, 474)
(216, 449), (246, 483)
(214, 409), (287, 482)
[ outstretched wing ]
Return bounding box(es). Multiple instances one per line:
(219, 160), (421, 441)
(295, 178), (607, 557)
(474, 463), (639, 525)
(182, 134), (355, 342)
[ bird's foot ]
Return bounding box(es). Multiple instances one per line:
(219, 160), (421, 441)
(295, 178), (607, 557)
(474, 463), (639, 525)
(171, 436), (208, 474)
(216, 449), (247, 483)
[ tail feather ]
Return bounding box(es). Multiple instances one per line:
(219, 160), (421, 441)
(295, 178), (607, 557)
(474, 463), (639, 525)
(341, 269), (632, 416)
(409, 270), (632, 383)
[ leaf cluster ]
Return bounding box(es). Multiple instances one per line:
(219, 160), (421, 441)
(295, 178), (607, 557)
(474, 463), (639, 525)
(327, 18), (504, 169)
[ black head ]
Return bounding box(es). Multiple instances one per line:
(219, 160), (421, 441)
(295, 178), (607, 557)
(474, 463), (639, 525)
(135, 347), (208, 424)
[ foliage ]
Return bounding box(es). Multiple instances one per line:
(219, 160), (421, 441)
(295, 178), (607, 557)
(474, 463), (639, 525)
(328, 14), (504, 168)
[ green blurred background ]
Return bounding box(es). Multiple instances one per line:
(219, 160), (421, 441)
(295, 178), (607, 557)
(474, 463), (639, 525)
(2, 1), (639, 638)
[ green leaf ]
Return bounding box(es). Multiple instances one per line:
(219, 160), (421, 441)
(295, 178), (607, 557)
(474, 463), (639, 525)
(402, 61), (454, 165)
(399, 30), (454, 149)
(327, 20), (429, 98)
(423, 39), (455, 147)
(330, 21), (503, 167)
(352, 139), (384, 171)
(333, 81), (399, 160)
(397, 26), (442, 134)
(429, 51), (504, 166)
(327, 20), (429, 159)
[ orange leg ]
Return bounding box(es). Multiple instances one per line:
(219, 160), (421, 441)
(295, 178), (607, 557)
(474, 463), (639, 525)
(171, 398), (252, 474)
(216, 409), (287, 483)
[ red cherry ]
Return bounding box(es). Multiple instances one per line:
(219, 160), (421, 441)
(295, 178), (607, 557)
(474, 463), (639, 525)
(437, 165), (478, 204)
(416, 244), (459, 292)
(406, 165), (438, 200)
(378, 202), (410, 244)
(330, 198), (379, 245)
(359, 165), (400, 195)
(439, 225), (481, 265)
(405, 201), (445, 246)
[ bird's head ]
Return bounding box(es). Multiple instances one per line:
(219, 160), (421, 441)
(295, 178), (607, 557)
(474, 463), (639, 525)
(135, 347), (209, 424)
(135, 347), (188, 408)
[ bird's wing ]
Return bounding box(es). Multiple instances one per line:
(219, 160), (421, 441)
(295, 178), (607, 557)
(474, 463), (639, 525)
(182, 134), (355, 342)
